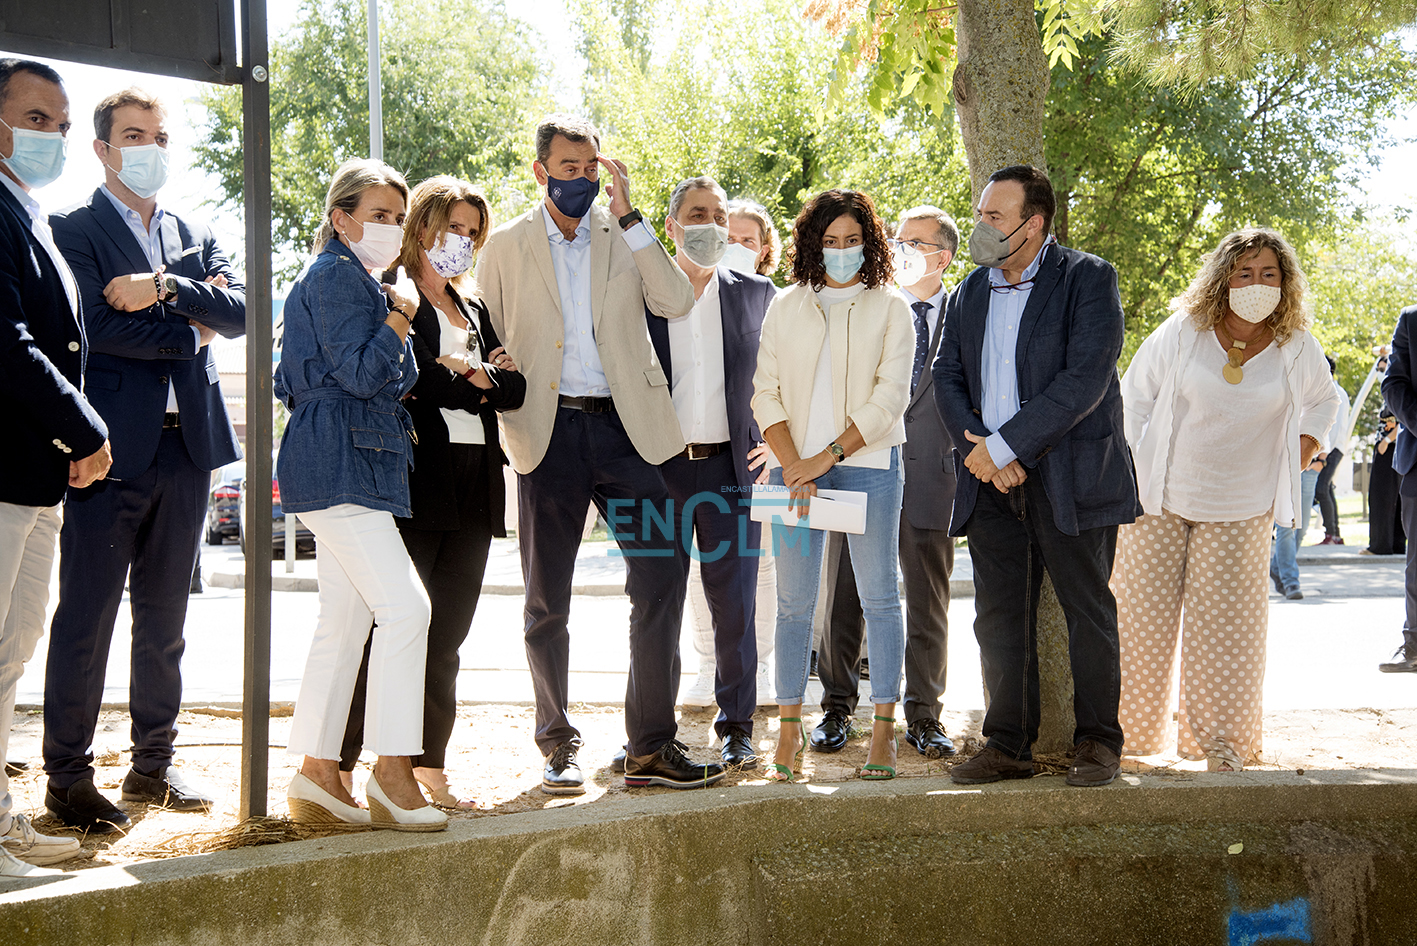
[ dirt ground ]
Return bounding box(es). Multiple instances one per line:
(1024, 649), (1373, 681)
(6, 700), (1417, 872)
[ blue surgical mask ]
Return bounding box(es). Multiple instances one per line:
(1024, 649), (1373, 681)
(545, 173), (599, 219)
(823, 246), (864, 283)
(0, 117), (67, 190)
(106, 142), (168, 199)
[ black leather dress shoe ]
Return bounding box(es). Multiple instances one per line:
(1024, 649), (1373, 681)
(1379, 647), (1417, 673)
(542, 738), (586, 795)
(905, 718), (957, 758)
(121, 765), (213, 812)
(810, 710), (852, 753)
(45, 778), (132, 834)
(720, 727), (758, 769)
(609, 747), (627, 773)
(624, 740), (725, 789)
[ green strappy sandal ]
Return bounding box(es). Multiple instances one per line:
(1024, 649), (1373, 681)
(861, 715), (897, 780)
(769, 717), (805, 782)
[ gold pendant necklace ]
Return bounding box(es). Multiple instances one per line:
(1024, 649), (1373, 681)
(1217, 322), (1266, 385)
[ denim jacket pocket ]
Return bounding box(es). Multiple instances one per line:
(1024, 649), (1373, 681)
(351, 425), (407, 499)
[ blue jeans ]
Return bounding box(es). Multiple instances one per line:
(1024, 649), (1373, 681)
(770, 448), (904, 706)
(1270, 468), (1319, 592)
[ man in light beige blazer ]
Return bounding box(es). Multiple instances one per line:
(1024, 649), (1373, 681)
(477, 115), (725, 795)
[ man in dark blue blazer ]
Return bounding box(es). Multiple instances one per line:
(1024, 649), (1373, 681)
(932, 165), (1140, 788)
(42, 88), (246, 831)
(647, 177), (774, 768)
(0, 58), (110, 874)
(1380, 304), (1417, 672)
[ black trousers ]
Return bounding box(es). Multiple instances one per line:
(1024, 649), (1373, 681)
(1316, 448), (1344, 537)
(661, 450), (759, 737)
(1369, 446), (1405, 555)
(44, 428), (207, 787)
(818, 515), (952, 725)
(964, 476), (1124, 759)
(520, 407), (685, 757)
(341, 443), (492, 770)
(1400, 470), (1417, 652)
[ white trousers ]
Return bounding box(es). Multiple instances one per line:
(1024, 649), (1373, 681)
(289, 504), (430, 760)
(0, 502), (60, 832)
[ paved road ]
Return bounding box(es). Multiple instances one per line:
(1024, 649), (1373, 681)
(12, 539), (1416, 712)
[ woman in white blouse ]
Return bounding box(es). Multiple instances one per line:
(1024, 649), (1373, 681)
(1115, 228), (1339, 771)
(751, 189), (914, 781)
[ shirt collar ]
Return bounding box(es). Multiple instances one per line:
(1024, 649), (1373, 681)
(541, 200), (589, 245)
(901, 282), (946, 311)
(0, 172), (39, 222)
(101, 183), (163, 228)
(988, 237), (1054, 288)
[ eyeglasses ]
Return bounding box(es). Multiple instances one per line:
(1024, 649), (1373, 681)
(888, 238), (945, 254)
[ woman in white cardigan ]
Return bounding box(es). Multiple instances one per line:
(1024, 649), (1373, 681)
(1115, 228), (1339, 771)
(751, 189), (914, 781)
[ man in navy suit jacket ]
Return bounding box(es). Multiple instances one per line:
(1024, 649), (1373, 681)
(1380, 304), (1417, 673)
(0, 58), (110, 875)
(42, 88), (246, 831)
(932, 165), (1139, 788)
(647, 177), (774, 768)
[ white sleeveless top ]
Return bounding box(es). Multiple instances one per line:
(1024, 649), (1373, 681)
(435, 305), (486, 445)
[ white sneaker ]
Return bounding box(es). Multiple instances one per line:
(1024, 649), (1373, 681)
(2, 813), (81, 866)
(680, 672), (716, 707)
(756, 663), (773, 706)
(0, 848), (63, 877)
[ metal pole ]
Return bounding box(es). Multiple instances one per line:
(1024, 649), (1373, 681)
(240, 0), (274, 821)
(284, 514), (295, 573)
(367, 0), (382, 160)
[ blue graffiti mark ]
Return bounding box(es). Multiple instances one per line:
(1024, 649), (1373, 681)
(1228, 898), (1312, 945)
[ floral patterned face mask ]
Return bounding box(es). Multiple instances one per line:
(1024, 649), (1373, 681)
(425, 231), (475, 278)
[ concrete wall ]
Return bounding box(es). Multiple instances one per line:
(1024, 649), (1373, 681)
(2, 770), (1414, 946)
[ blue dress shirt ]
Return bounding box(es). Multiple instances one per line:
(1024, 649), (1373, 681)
(982, 240), (1053, 467)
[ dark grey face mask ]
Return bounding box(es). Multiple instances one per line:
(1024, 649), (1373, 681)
(968, 218), (1027, 268)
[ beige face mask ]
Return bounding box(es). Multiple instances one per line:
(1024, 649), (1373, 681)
(1230, 282), (1282, 323)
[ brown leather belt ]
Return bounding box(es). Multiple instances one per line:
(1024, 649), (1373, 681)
(677, 441), (729, 460)
(162, 411), (181, 428)
(559, 395), (615, 413)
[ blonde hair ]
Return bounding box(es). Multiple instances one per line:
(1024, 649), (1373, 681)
(728, 199), (781, 277)
(397, 176), (490, 294)
(311, 158), (409, 254)
(1175, 228), (1310, 346)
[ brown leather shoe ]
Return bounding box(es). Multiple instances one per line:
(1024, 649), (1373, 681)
(1066, 740), (1120, 787)
(949, 746), (1035, 784)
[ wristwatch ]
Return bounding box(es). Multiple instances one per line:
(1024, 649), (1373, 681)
(162, 274), (179, 301)
(828, 442), (846, 464)
(618, 208), (643, 231)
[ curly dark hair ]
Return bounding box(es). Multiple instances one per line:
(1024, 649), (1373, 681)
(788, 189), (893, 290)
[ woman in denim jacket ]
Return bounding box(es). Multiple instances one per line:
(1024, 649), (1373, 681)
(274, 159), (445, 831)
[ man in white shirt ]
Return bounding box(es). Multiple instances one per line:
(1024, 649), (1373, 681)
(647, 177), (776, 769)
(0, 58), (109, 875)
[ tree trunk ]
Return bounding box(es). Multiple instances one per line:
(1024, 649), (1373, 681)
(952, 0), (1051, 201)
(954, 0), (1076, 756)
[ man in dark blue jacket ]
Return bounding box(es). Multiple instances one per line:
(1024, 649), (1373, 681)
(933, 165), (1140, 788)
(1380, 304), (1417, 673)
(42, 87), (246, 831)
(646, 177), (774, 768)
(0, 59), (110, 874)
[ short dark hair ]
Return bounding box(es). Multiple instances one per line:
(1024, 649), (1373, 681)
(667, 176), (726, 220)
(988, 165), (1055, 235)
(534, 115), (601, 166)
(93, 87), (166, 143)
(788, 189), (893, 290)
(0, 58), (64, 111)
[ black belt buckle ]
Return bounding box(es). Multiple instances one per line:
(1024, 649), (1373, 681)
(560, 395), (614, 414)
(680, 441), (728, 460)
(162, 411), (181, 429)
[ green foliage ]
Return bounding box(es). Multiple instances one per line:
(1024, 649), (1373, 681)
(193, 0), (551, 282)
(575, 0), (971, 276)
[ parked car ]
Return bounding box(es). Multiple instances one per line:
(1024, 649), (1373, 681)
(204, 462), (245, 545)
(238, 473), (316, 557)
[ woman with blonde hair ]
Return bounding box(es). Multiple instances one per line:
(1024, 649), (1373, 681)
(337, 176), (525, 807)
(1115, 228), (1339, 771)
(275, 158), (445, 830)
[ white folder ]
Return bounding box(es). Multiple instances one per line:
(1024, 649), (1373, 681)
(748, 483), (868, 534)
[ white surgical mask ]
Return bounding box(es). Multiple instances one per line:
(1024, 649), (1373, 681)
(1229, 282), (1282, 323)
(721, 242), (760, 276)
(677, 222), (729, 268)
(343, 218), (403, 271)
(425, 231), (474, 278)
(0, 117), (67, 190)
(105, 142), (168, 199)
